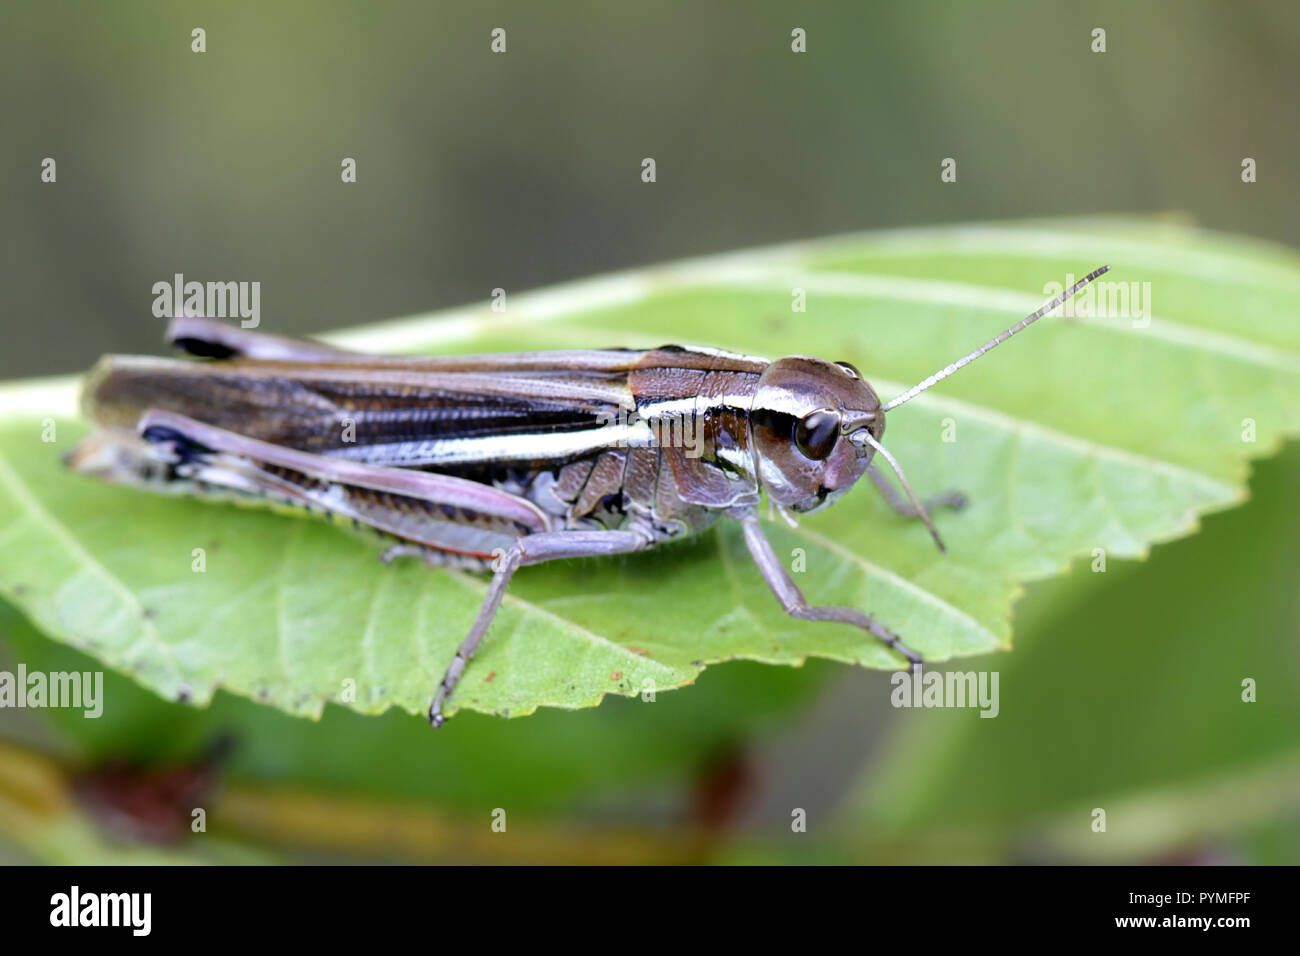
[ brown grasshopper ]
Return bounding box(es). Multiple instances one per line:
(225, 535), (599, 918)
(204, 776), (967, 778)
(70, 266), (1109, 724)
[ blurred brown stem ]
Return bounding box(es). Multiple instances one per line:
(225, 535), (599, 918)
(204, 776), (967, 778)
(0, 738), (724, 864)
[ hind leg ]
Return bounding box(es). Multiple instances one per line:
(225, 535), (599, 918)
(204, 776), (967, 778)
(429, 528), (654, 727)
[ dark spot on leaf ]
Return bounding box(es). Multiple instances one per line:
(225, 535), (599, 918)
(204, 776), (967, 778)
(484, 671), (496, 683)
(611, 671), (623, 681)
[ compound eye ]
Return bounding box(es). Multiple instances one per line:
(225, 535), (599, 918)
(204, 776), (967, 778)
(794, 409), (840, 461)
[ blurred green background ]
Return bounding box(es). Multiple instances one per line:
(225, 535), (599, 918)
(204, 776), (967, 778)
(3, 0), (1298, 378)
(1, 1), (1297, 863)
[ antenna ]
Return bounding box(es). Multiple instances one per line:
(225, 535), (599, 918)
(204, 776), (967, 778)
(882, 265), (1110, 412)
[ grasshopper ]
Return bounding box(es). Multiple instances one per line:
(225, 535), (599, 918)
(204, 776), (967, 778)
(69, 266), (1109, 725)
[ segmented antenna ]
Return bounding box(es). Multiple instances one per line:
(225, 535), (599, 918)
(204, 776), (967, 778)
(882, 265), (1111, 412)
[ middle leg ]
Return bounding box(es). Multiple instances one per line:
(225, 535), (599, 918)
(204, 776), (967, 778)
(735, 509), (922, 670)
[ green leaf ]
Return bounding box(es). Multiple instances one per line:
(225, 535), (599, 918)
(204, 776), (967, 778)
(0, 218), (1296, 723)
(1, 597), (832, 814)
(838, 442), (1300, 863)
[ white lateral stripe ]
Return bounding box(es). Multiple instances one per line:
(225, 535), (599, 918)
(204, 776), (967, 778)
(637, 395), (755, 418)
(328, 422), (659, 466)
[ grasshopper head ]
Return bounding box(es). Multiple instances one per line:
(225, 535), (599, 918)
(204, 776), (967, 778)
(750, 356), (884, 514)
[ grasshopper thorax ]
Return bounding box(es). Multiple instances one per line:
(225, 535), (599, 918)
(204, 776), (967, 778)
(750, 356), (885, 514)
